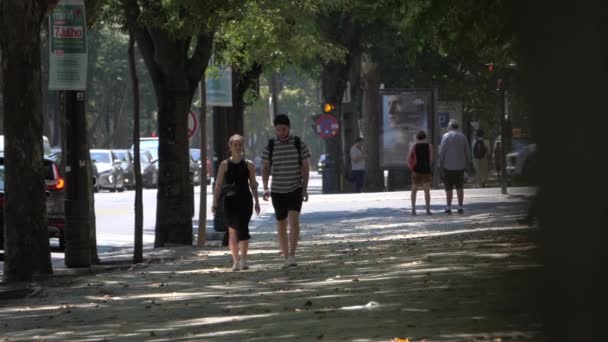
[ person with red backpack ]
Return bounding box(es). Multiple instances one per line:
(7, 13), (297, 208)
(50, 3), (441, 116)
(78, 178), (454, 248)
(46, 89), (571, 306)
(471, 129), (490, 187)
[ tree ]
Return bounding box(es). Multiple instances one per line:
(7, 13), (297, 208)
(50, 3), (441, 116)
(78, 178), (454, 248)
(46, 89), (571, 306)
(210, 0), (345, 164)
(0, 0), (59, 282)
(120, 0), (221, 246)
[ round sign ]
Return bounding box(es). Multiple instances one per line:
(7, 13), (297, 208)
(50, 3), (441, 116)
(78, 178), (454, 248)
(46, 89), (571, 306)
(315, 114), (339, 139)
(188, 110), (198, 138)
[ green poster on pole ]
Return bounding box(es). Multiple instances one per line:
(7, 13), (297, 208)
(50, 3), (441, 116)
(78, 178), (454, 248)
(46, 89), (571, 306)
(205, 67), (232, 107)
(49, 0), (87, 90)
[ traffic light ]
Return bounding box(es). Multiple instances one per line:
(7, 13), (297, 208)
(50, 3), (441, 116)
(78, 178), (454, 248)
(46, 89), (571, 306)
(322, 102), (336, 114)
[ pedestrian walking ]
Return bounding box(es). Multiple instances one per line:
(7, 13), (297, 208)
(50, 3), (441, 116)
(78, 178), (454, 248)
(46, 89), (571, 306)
(349, 137), (366, 193)
(408, 131), (434, 215)
(212, 134), (260, 272)
(493, 140), (502, 178)
(438, 119), (472, 214)
(471, 129), (490, 187)
(262, 114), (311, 268)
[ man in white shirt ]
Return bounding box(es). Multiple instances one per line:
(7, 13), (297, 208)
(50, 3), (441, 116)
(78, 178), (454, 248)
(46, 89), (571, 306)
(350, 137), (366, 193)
(438, 120), (471, 214)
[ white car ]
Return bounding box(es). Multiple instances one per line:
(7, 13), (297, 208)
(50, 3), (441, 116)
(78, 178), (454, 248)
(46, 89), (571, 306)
(506, 142), (537, 181)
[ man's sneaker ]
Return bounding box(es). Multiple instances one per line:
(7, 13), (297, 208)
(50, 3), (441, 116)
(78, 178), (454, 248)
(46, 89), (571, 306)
(239, 258), (249, 270)
(426, 210), (433, 215)
(457, 208), (464, 214)
(444, 209), (452, 215)
(232, 262), (240, 272)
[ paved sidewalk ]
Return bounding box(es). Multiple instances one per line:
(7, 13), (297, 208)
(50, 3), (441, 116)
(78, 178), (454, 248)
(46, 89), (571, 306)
(0, 187), (542, 341)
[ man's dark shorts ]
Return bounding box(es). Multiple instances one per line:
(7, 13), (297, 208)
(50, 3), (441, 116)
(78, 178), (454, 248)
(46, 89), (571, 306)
(443, 169), (465, 191)
(271, 188), (303, 221)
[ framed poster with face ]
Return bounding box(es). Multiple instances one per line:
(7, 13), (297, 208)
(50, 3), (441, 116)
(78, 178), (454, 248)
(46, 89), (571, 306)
(380, 89), (432, 168)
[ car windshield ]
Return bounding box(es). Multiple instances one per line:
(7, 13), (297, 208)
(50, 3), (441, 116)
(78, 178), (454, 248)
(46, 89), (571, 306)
(0, 165), (5, 191)
(114, 151), (128, 161)
(91, 152), (111, 163)
(140, 139), (158, 151)
(511, 138), (530, 152)
(146, 149), (158, 161)
(140, 151), (151, 162)
(190, 149), (201, 161)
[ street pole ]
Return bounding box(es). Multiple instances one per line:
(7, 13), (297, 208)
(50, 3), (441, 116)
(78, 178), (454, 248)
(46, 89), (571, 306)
(271, 72), (279, 116)
(198, 81), (207, 246)
(498, 80), (508, 195)
(63, 90), (91, 267)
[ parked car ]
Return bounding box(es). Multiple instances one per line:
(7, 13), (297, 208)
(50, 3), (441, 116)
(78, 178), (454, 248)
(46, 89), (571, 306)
(0, 156), (66, 250)
(139, 149), (158, 188)
(506, 141), (537, 183)
(317, 154), (329, 174)
(189, 148), (211, 185)
(47, 150), (100, 193)
(113, 149), (135, 190)
(0, 135), (52, 156)
(90, 149), (125, 192)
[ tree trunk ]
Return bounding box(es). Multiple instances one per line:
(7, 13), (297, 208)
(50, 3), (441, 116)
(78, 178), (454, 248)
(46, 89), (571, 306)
(154, 81), (196, 246)
(361, 62), (384, 191)
(0, 1), (56, 282)
(120, 1), (214, 247)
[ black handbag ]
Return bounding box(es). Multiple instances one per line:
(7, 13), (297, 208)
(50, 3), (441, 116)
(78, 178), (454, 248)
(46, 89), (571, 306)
(221, 182), (238, 197)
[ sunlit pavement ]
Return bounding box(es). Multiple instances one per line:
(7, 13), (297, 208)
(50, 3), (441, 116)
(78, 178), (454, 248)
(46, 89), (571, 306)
(0, 183), (542, 341)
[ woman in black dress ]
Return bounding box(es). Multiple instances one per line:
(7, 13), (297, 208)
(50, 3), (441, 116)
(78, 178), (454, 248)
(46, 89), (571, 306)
(212, 135), (260, 271)
(408, 131), (434, 215)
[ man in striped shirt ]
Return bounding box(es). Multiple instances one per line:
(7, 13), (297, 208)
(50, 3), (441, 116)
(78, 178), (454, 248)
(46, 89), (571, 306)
(262, 114), (311, 268)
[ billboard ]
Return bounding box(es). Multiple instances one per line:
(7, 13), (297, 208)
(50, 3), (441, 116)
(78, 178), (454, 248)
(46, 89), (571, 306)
(380, 89), (432, 168)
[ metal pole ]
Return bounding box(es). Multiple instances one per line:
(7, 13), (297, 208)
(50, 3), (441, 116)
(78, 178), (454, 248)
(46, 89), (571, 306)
(271, 72), (279, 116)
(197, 81), (207, 246)
(499, 81), (508, 195)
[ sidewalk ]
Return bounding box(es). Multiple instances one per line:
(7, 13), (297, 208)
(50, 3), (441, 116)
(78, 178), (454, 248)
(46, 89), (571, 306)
(0, 187), (542, 341)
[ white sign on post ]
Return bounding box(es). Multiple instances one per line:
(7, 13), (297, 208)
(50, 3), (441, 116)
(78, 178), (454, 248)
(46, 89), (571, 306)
(49, 0), (88, 90)
(205, 67), (232, 107)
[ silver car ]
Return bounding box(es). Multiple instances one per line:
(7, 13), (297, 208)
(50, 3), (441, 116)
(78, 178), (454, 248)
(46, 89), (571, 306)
(90, 149), (125, 192)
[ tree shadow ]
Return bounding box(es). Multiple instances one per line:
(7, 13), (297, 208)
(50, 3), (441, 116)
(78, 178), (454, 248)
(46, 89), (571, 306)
(0, 199), (543, 341)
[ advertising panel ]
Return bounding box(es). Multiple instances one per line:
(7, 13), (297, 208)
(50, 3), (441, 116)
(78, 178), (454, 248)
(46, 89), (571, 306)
(380, 90), (432, 168)
(49, 0), (87, 90)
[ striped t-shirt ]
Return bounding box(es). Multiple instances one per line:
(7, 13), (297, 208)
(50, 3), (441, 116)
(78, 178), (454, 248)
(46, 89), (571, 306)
(262, 135), (311, 193)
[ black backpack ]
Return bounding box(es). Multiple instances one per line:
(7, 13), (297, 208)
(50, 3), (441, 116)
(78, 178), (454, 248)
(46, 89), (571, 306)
(473, 138), (487, 159)
(268, 136), (302, 167)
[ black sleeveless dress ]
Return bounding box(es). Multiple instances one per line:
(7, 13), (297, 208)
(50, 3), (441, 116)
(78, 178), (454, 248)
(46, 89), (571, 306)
(223, 159), (253, 240)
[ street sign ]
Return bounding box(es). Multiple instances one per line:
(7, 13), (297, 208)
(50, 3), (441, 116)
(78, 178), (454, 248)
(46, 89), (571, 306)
(206, 67), (232, 107)
(188, 110), (198, 138)
(49, 0), (88, 90)
(315, 114), (339, 139)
